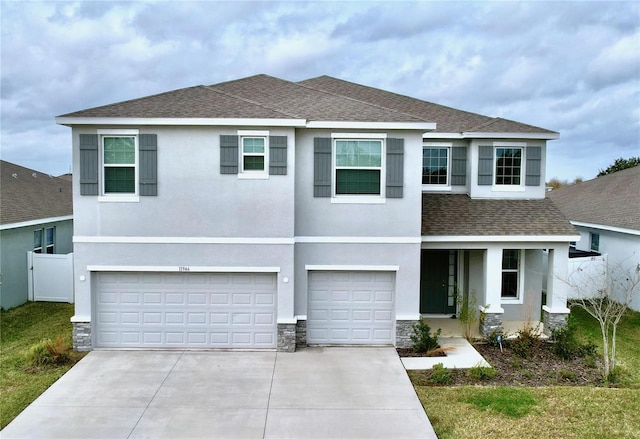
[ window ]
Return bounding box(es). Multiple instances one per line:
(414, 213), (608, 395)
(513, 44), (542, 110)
(241, 137), (266, 172)
(334, 139), (382, 195)
(34, 230), (43, 253)
(501, 249), (521, 298)
(423, 147), (449, 185)
(45, 227), (55, 254)
(591, 233), (600, 252)
(102, 135), (136, 194)
(495, 147), (522, 185)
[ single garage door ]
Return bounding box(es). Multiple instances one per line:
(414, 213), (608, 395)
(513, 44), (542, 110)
(307, 271), (395, 345)
(94, 272), (277, 349)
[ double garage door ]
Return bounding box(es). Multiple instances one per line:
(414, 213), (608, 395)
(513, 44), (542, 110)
(307, 271), (395, 345)
(94, 272), (277, 349)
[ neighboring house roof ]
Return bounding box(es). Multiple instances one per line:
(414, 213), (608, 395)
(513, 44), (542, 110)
(547, 166), (640, 232)
(58, 74), (556, 135)
(422, 194), (577, 236)
(0, 161), (73, 226)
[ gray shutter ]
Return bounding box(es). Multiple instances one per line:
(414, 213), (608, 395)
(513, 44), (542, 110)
(220, 135), (239, 174)
(478, 145), (493, 185)
(139, 134), (157, 196)
(269, 136), (287, 175)
(525, 146), (542, 186)
(451, 146), (467, 186)
(314, 138), (332, 197)
(79, 134), (99, 195)
(386, 138), (404, 198)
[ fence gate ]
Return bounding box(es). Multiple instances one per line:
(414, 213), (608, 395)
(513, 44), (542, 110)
(27, 252), (74, 303)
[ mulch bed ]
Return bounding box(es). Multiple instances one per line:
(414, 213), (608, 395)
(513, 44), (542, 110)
(404, 341), (605, 387)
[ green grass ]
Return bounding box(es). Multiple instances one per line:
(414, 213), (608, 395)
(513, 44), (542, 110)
(0, 302), (82, 429)
(413, 307), (640, 438)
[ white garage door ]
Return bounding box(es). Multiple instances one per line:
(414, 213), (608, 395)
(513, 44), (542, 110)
(94, 272), (277, 349)
(307, 271), (395, 345)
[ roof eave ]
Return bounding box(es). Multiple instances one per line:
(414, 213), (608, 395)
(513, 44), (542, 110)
(55, 117), (308, 127)
(423, 132), (559, 140)
(306, 121), (436, 130)
(422, 234), (580, 243)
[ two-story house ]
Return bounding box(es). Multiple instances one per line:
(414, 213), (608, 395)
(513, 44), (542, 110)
(56, 74), (578, 351)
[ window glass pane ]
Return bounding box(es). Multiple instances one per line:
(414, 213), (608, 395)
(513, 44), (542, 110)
(46, 228), (54, 245)
(495, 147), (522, 185)
(104, 137), (135, 164)
(422, 147), (448, 184)
(591, 233), (600, 251)
(335, 140), (381, 167)
(243, 156), (265, 171)
(336, 169), (380, 195)
(242, 137), (265, 154)
(105, 167), (135, 193)
(501, 272), (518, 297)
(502, 249), (519, 270)
(34, 230), (42, 249)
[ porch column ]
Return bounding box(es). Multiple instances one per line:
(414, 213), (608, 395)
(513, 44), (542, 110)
(542, 246), (571, 335)
(479, 246), (504, 336)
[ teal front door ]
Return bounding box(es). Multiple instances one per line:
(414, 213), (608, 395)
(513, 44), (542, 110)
(420, 250), (457, 314)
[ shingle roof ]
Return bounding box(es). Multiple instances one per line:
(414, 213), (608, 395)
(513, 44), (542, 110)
(422, 194), (577, 236)
(547, 166), (640, 231)
(1, 161), (73, 226)
(299, 75), (556, 134)
(58, 74), (556, 135)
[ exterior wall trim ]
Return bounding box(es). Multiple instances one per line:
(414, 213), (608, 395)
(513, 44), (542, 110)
(86, 265), (281, 273)
(296, 236), (421, 244)
(307, 121), (436, 130)
(571, 221), (640, 237)
(304, 264), (400, 271)
(423, 132), (559, 140)
(74, 236), (295, 244)
(422, 235), (579, 243)
(57, 117), (307, 127)
(0, 215), (73, 231)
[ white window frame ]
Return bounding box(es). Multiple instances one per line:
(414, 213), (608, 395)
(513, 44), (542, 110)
(500, 249), (524, 304)
(97, 129), (139, 201)
(331, 133), (386, 203)
(493, 142), (525, 192)
(422, 142), (451, 190)
(590, 233), (600, 252)
(238, 130), (269, 179)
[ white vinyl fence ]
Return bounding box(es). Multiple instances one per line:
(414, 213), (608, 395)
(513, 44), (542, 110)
(566, 254), (608, 300)
(27, 251), (74, 303)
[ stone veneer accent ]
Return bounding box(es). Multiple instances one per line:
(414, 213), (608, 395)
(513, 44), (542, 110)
(277, 323), (296, 352)
(479, 312), (503, 337)
(542, 309), (569, 336)
(295, 320), (307, 349)
(396, 320), (419, 348)
(72, 322), (92, 352)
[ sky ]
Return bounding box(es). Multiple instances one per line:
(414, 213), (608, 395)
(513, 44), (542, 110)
(1, 1), (639, 182)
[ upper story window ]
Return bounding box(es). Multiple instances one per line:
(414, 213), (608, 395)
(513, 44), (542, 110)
(495, 147), (522, 185)
(334, 139), (383, 195)
(501, 249), (522, 300)
(102, 135), (137, 194)
(241, 137), (266, 172)
(423, 147), (449, 185)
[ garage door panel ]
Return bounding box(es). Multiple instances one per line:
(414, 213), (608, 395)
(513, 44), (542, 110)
(308, 271), (394, 345)
(95, 272), (276, 349)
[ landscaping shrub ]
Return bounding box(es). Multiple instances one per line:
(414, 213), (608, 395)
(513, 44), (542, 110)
(467, 364), (497, 381)
(484, 329), (504, 348)
(555, 369), (577, 383)
(551, 315), (597, 360)
(509, 325), (543, 358)
(410, 318), (442, 354)
(26, 336), (73, 367)
(429, 363), (452, 385)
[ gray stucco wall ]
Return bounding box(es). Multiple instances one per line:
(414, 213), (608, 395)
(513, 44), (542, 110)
(0, 219), (73, 309)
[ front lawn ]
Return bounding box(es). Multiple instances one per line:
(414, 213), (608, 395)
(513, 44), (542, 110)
(0, 302), (83, 429)
(412, 307), (640, 439)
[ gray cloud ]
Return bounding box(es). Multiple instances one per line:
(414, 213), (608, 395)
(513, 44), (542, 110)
(1, 0), (638, 180)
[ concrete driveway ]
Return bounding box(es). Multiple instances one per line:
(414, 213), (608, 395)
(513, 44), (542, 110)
(1, 347), (436, 439)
